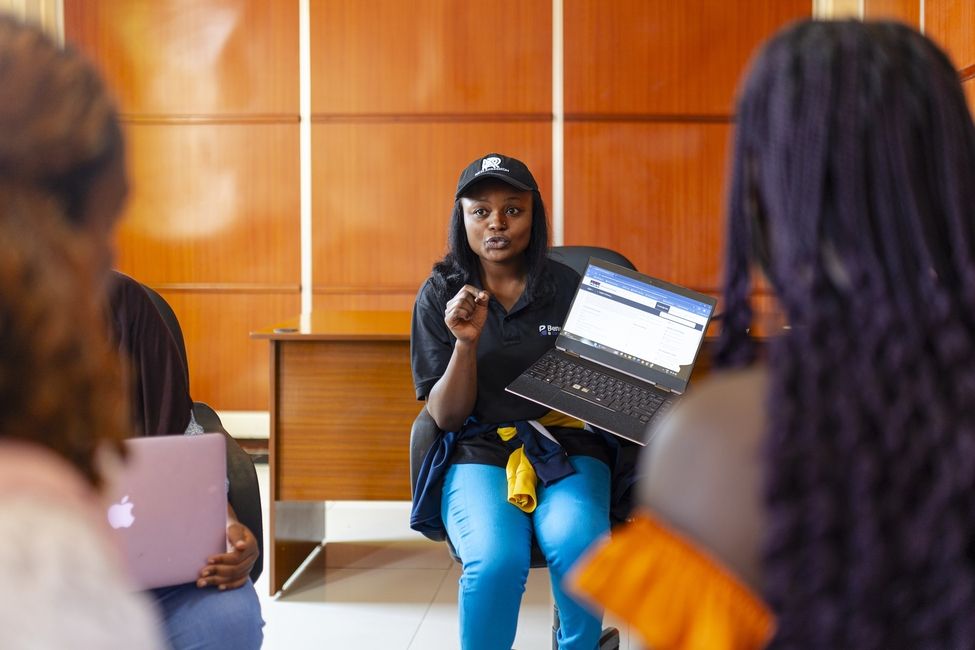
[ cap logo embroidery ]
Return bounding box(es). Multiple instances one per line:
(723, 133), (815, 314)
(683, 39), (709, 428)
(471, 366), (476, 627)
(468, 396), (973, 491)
(481, 157), (502, 171)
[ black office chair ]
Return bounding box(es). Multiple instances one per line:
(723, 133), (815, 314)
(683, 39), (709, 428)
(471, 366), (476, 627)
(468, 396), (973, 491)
(140, 283), (264, 584)
(547, 245), (635, 276)
(410, 245), (636, 650)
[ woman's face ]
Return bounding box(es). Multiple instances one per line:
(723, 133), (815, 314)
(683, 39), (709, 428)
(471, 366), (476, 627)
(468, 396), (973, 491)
(460, 180), (533, 267)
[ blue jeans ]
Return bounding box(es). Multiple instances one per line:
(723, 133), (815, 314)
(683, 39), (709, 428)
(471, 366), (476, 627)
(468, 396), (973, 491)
(149, 578), (264, 650)
(442, 456), (610, 650)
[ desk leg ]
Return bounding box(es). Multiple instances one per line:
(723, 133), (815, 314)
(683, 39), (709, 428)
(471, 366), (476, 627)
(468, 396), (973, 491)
(268, 340), (328, 595)
(270, 501), (326, 595)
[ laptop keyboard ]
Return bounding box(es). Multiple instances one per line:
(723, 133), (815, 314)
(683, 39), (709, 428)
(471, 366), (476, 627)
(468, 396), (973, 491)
(526, 352), (672, 424)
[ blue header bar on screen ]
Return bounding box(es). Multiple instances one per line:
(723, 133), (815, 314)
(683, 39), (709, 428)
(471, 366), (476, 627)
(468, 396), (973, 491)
(584, 265), (712, 318)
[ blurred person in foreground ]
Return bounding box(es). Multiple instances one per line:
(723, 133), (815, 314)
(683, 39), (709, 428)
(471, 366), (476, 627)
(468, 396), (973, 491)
(0, 15), (263, 649)
(0, 14), (164, 649)
(571, 20), (975, 649)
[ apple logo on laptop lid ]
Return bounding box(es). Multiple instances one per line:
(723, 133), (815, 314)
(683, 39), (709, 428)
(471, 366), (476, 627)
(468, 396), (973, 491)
(107, 495), (135, 529)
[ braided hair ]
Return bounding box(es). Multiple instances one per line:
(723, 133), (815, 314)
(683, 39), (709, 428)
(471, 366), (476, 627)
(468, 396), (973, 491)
(717, 20), (975, 647)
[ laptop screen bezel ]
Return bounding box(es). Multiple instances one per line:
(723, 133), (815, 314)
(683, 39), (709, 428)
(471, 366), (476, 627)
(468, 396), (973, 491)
(554, 257), (717, 394)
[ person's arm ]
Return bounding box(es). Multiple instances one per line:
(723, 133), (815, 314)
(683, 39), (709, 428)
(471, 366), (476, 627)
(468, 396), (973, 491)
(424, 284), (490, 432)
(195, 503), (259, 591)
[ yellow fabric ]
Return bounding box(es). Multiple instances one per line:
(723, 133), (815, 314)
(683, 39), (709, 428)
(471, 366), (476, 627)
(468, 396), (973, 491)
(497, 426), (518, 442)
(505, 446), (537, 512)
(498, 411), (586, 513)
(535, 411), (586, 429)
(570, 510), (775, 650)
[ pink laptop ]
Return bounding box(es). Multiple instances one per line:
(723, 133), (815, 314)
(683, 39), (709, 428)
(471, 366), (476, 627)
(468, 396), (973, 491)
(104, 433), (228, 589)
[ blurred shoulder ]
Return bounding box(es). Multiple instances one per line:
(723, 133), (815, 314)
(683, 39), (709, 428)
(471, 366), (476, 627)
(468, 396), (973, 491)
(651, 365), (768, 458)
(0, 497), (166, 649)
(638, 364), (769, 590)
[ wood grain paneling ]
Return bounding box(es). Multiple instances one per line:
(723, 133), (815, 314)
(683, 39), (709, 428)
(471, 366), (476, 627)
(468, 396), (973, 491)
(310, 0), (550, 115)
(864, 0), (921, 26)
(64, 0), (298, 115)
(564, 0), (810, 116)
(311, 122), (551, 292)
(926, 0), (975, 71)
(564, 122), (732, 292)
(159, 290), (300, 410)
(115, 123), (300, 286)
(312, 293), (417, 313)
(275, 339), (414, 501)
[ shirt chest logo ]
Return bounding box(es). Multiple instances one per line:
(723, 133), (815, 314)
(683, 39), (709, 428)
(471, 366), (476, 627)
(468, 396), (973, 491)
(538, 324), (561, 336)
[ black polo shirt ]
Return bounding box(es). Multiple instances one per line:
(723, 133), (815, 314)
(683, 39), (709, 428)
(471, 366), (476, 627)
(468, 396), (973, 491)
(411, 259), (611, 467)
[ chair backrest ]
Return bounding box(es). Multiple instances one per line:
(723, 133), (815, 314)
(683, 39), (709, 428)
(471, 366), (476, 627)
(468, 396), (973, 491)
(548, 245), (636, 275)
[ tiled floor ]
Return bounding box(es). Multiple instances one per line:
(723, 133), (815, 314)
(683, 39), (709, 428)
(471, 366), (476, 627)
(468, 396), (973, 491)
(251, 464), (636, 649)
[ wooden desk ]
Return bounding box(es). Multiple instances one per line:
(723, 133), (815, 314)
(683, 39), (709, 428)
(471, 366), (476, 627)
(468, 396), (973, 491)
(252, 311), (416, 595)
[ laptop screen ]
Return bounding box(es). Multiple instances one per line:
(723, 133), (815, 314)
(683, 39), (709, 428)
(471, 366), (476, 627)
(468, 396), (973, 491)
(557, 258), (716, 393)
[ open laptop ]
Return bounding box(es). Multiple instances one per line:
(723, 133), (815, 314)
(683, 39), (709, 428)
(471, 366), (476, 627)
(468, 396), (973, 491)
(506, 258), (717, 445)
(104, 433), (227, 589)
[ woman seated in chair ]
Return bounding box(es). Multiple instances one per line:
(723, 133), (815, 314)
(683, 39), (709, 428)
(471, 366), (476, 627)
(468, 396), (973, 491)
(571, 20), (975, 649)
(106, 269), (265, 650)
(411, 153), (615, 649)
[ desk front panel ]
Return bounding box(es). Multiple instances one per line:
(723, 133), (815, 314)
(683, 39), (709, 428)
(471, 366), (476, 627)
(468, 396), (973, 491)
(274, 339), (416, 501)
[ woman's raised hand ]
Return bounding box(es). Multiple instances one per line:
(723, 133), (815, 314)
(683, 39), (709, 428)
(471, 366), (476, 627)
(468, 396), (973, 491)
(445, 285), (490, 344)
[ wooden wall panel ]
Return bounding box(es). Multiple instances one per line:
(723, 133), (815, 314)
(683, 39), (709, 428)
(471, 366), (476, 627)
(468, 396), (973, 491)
(312, 294), (416, 312)
(310, 0), (550, 115)
(564, 122), (731, 292)
(564, 0), (810, 116)
(161, 291), (300, 410)
(926, 0), (975, 71)
(116, 123), (299, 287)
(64, 0), (298, 115)
(311, 122), (551, 294)
(66, 1), (300, 412)
(863, 0), (921, 26)
(564, 0), (808, 314)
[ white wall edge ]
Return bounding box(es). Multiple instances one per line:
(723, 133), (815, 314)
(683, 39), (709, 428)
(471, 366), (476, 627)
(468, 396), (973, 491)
(216, 410), (270, 440)
(551, 0), (565, 246)
(299, 0), (313, 314)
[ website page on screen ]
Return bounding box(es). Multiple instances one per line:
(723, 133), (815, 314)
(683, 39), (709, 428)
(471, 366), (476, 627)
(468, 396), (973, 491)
(561, 265), (710, 379)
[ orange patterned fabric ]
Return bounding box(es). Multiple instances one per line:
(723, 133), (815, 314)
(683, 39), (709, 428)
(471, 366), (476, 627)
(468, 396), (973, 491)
(570, 510), (775, 650)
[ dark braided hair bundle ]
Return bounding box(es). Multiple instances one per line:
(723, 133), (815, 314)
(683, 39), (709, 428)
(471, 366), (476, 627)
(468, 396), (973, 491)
(717, 20), (975, 647)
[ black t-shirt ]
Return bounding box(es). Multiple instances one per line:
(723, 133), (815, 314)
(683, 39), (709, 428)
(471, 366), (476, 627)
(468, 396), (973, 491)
(411, 259), (611, 467)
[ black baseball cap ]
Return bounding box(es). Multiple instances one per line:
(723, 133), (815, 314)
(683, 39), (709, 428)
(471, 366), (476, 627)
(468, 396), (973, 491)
(455, 153), (538, 198)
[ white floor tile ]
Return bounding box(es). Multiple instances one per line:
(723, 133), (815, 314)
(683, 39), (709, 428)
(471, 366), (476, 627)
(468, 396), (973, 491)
(323, 538), (454, 570)
(251, 464), (633, 649)
(262, 569), (446, 649)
